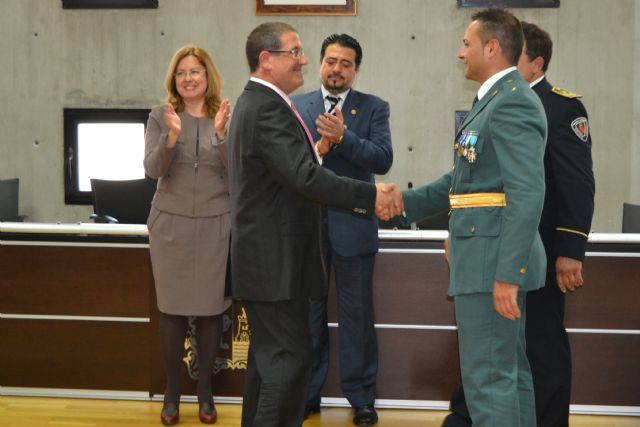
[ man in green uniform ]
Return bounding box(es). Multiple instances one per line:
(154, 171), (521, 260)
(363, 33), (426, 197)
(385, 9), (548, 426)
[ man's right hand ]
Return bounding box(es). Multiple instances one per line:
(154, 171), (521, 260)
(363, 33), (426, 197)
(374, 183), (404, 220)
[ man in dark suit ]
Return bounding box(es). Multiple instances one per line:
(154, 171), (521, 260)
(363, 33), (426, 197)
(227, 22), (399, 427)
(292, 34), (392, 426)
(440, 20), (595, 427)
(389, 9), (547, 426)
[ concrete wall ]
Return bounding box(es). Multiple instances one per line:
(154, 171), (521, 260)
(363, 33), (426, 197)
(0, 0), (636, 231)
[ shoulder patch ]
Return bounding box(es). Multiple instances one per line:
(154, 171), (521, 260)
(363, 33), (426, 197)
(552, 86), (582, 99)
(571, 117), (589, 142)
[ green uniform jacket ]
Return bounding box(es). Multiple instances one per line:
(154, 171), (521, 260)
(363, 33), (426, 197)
(403, 70), (548, 296)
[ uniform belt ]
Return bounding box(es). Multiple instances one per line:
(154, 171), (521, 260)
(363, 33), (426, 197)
(449, 192), (506, 209)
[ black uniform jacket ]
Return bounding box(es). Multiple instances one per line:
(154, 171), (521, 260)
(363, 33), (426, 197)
(534, 78), (595, 263)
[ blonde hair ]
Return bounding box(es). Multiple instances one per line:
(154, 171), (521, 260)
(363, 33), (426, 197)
(164, 45), (223, 118)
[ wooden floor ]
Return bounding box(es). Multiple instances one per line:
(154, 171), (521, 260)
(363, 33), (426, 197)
(0, 396), (639, 426)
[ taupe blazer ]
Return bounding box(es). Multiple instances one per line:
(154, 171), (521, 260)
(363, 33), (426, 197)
(144, 105), (229, 217)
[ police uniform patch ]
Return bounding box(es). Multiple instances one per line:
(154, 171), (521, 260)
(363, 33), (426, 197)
(571, 117), (589, 142)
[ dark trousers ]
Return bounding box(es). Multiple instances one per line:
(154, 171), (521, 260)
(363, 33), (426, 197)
(526, 268), (571, 427)
(306, 252), (378, 409)
(241, 299), (312, 427)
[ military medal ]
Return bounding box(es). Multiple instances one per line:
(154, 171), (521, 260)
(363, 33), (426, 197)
(467, 147), (476, 163)
(454, 130), (479, 163)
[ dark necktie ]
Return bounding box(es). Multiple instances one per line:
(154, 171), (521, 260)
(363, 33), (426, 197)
(472, 95), (479, 107)
(326, 95), (340, 113)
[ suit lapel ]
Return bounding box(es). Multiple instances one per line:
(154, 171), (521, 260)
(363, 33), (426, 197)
(248, 81), (319, 163)
(302, 91), (325, 141)
(341, 91), (359, 128)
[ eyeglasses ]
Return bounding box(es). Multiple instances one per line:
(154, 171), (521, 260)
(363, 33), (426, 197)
(268, 48), (305, 59)
(174, 68), (206, 80)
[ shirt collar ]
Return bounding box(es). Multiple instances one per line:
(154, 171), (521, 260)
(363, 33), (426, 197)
(250, 76), (293, 106)
(529, 74), (545, 88)
(477, 66), (517, 101)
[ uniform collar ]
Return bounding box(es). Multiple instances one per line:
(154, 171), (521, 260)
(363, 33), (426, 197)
(477, 66), (517, 100)
(529, 74), (545, 88)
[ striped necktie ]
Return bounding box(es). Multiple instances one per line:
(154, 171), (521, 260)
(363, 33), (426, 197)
(326, 95), (340, 113)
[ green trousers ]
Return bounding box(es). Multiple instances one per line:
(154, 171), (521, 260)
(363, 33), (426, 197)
(454, 292), (536, 427)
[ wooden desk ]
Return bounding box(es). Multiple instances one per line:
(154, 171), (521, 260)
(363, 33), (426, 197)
(1, 223), (638, 416)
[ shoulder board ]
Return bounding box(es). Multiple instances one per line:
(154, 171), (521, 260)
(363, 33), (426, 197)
(552, 86), (582, 99)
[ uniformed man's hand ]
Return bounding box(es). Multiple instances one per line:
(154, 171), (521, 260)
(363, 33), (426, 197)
(493, 280), (520, 320)
(556, 256), (584, 293)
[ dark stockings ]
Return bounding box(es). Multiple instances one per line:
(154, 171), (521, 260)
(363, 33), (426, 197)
(159, 313), (222, 405)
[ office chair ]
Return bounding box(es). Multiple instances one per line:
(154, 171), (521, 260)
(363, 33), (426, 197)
(622, 202), (640, 233)
(90, 177), (156, 224)
(0, 178), (20, 222)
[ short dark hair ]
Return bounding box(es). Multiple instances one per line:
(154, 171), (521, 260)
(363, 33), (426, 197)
(521, 21), (553, 72)
(471, 8), (523, 66)
(320, 33), (363, 69)
(246, 22), (297, 72)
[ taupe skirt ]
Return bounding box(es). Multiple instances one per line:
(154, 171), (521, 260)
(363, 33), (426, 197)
(148, 207), (231, 316)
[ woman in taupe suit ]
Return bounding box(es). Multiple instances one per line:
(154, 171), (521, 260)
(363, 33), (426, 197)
(144, 45), (231, 426)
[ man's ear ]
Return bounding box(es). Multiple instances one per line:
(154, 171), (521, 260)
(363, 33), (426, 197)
(533, 56), (545, 74)
(485, 38), (500, 59)
(259, 51), (272, 71)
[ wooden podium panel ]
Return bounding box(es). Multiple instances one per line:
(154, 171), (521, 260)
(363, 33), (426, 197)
(571, 334), (640, 406)
(1, 226), (638, 413)
(0, 245), (152, 317)
(0, 319), (149, 390)
(322, 328), (461, 401)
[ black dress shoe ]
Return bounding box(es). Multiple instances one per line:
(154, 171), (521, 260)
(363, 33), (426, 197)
(353, 405), (378, 426)
(160, 402), (179, 426)
(303, 403), (320, 420)
(198, 402), (217, 424)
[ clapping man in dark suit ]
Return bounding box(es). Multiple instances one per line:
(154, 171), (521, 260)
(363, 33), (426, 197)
(292, 34), (392, 426)
(227, 22), (402, 427)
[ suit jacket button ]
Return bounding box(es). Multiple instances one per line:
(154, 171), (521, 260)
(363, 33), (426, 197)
(470, 226), (476, 234)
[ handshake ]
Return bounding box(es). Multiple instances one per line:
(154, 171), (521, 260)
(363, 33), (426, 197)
(374, 183), (404, 221)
